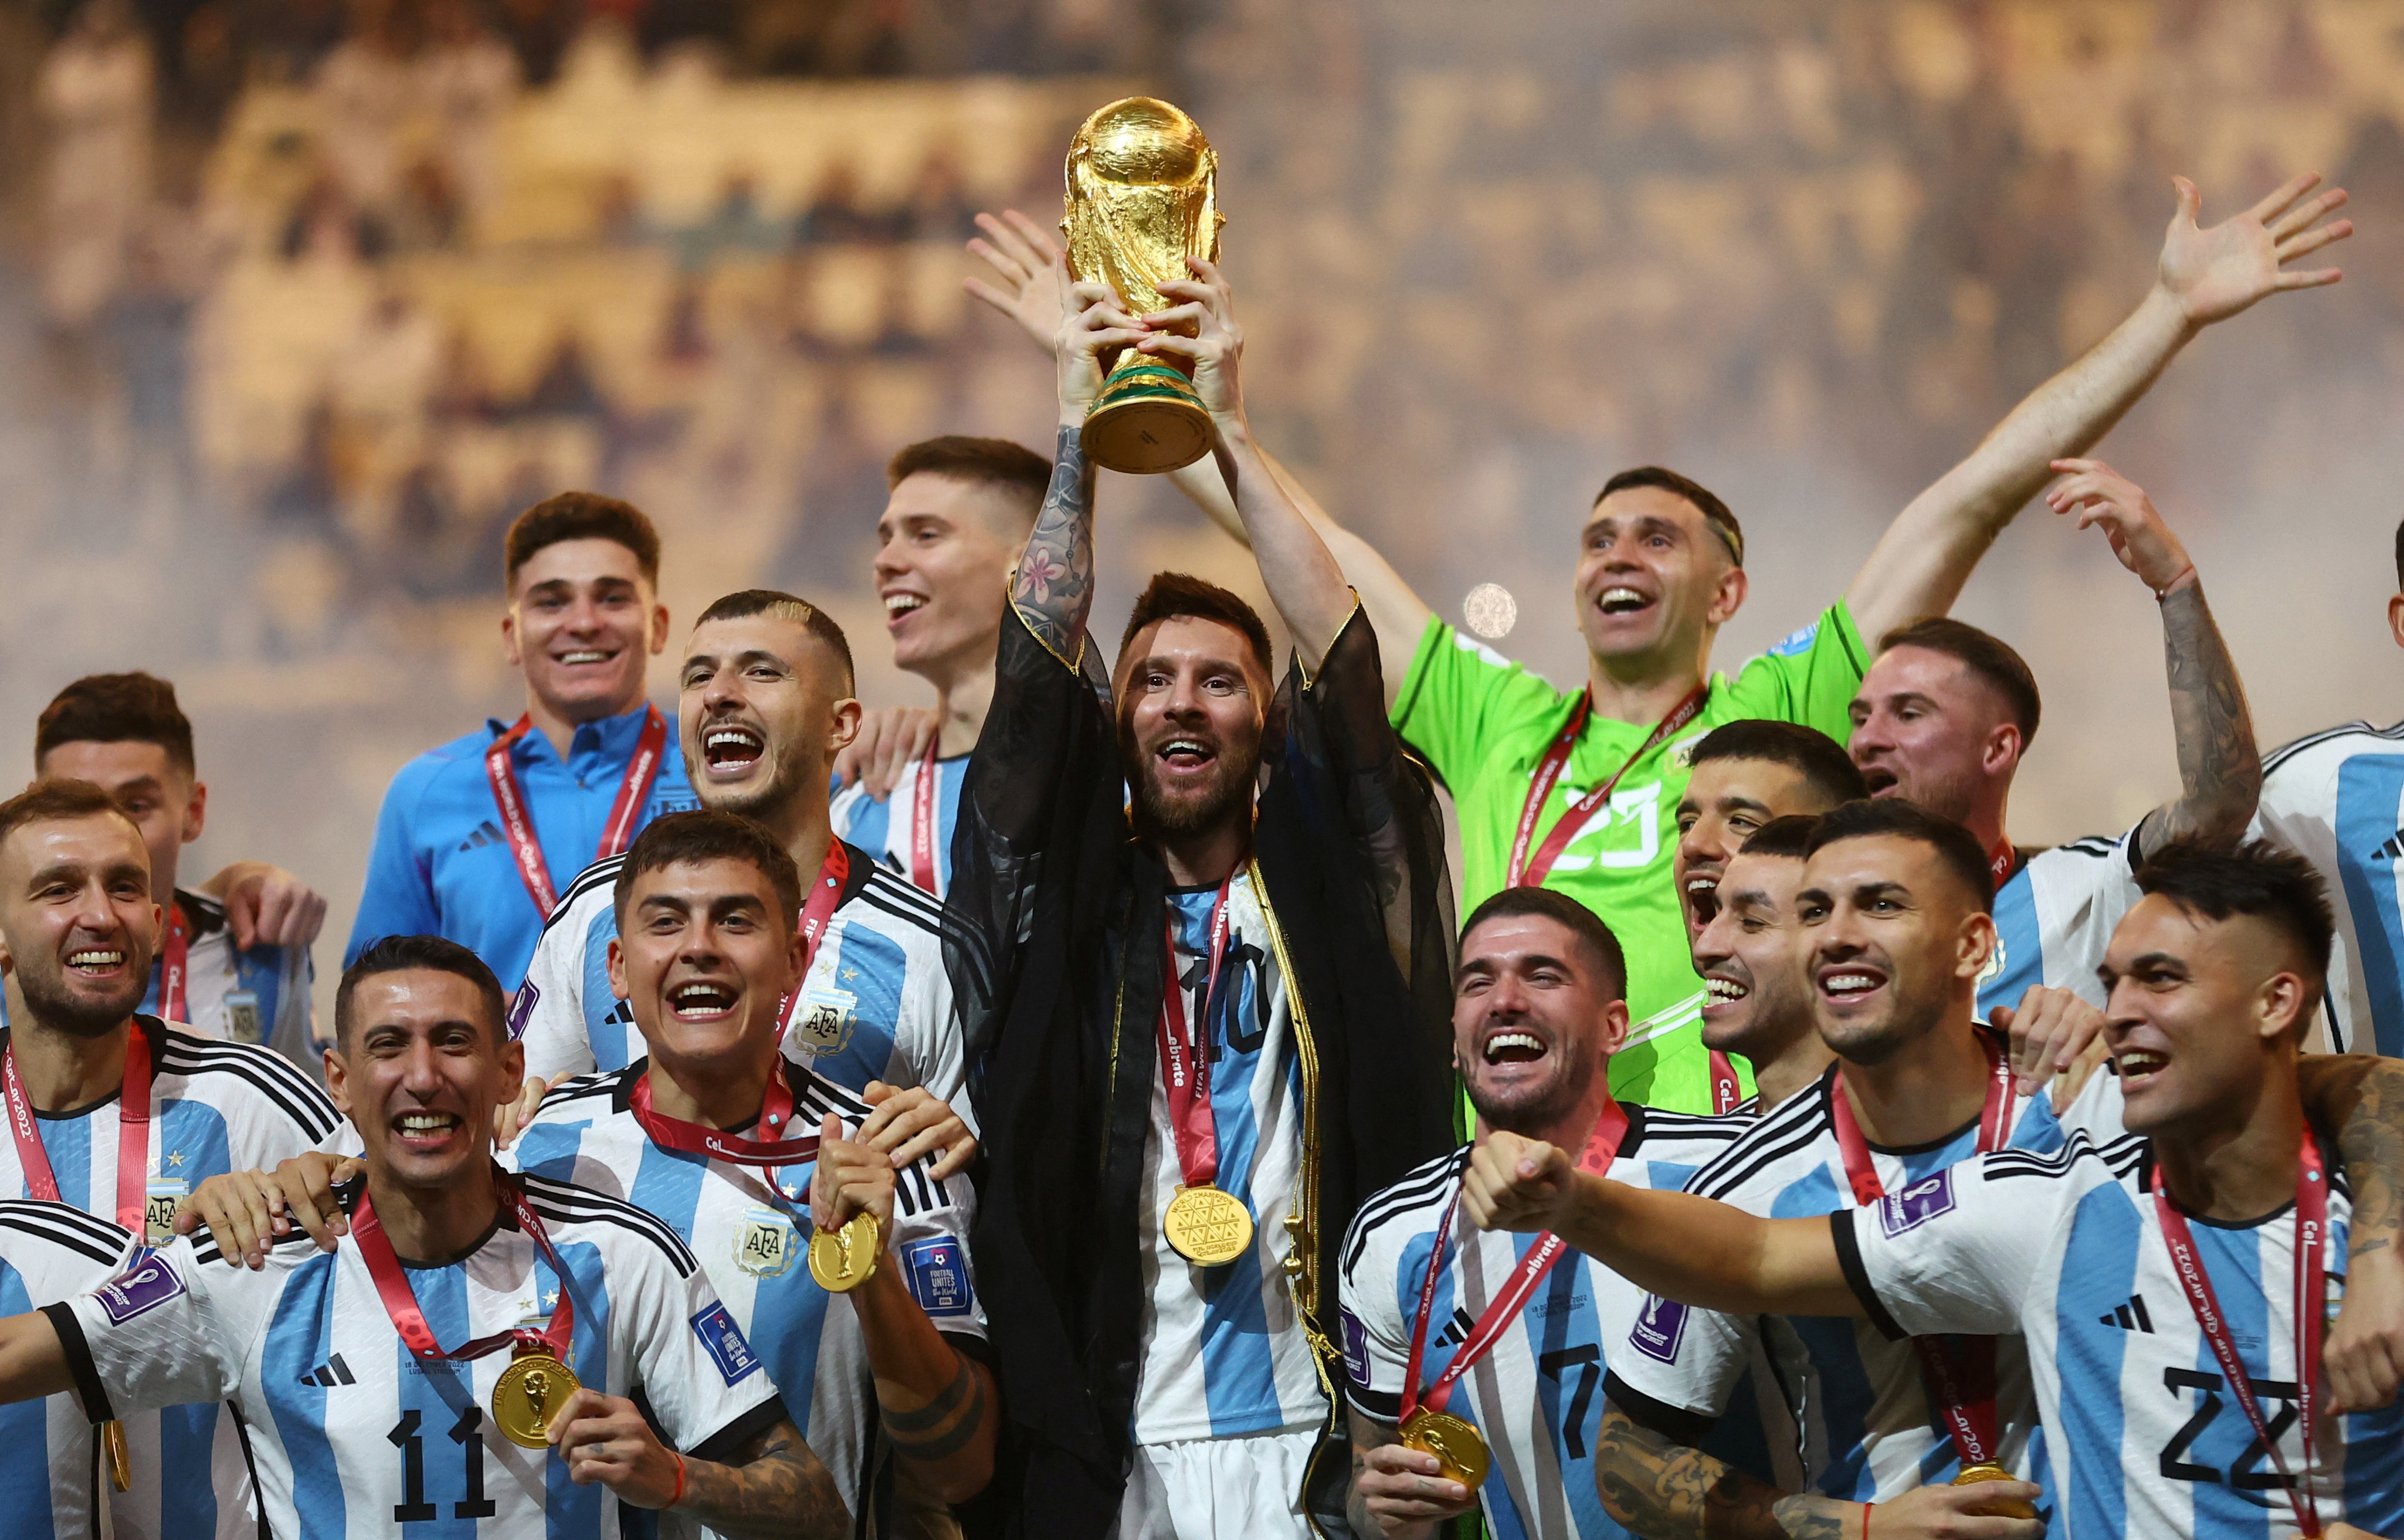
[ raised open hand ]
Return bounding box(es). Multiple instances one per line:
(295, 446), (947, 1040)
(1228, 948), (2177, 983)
(2157, 172), (2351, 327)
(965, 209), (1066, 350)
(1135, 254), (1246, 426)
(2044, 457), (2195, 597)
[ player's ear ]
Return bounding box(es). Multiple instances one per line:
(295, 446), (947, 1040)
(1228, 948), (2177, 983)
(182, 780), (207, 844)
(2257, 968), (2310, 1045)
(497, 1031), (524, 1090)
(648, 601), (671, 655)
(1598, 996), (1630, 1057)
(1706, 562), (1748, 627)
(827, 697), (863, 757)
(324, 1040), (352, 1118)
(606, 936), (630, 1002)
(501, 605), (523, 669)
(1958, 909), (1998, 982)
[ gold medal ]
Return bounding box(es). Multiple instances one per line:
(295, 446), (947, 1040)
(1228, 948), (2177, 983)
(1951, 1462), (2035, 1518)
(1162, 1183), (1254, 1267)
(808, 1210), (881, 1293)
(1401, 1407), (1490, 1491)
(103, 1419), (130, 1492)
(491, 1351), (581, 1449)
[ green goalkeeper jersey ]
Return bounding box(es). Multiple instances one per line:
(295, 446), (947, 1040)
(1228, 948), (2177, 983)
(1393, 603), (1869, 1111)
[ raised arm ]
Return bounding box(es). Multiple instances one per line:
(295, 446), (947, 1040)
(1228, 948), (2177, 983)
(1459, 1131), (1859, 1318)
(1844, 173), (2351, 643)
(2043, 460), (2257, 852)
(969, 211), (1431, 696)
(1009, 253), (1140, 659)
(2298, 1054), (2404, 1412)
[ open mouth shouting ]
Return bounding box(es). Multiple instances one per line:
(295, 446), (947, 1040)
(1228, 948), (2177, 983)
(1684, 871), (1721, 928)
(1593, 584), (1656, 619)
(1815, 961), (1888, 1008)
(2114, 1046), (2169, 1090)
(699, 720), (767, 779)
(881, 591), (930, 630)
(669, 978), (741, 1023)
(1479, 1024), (1551, 1068)
(1152, 734), (1219, 782)
(1859, 764), (1901, 797)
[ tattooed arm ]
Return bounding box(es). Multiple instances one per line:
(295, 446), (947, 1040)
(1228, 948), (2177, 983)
(2298, 1054), (2404, 1410)
(1012, 253), (1140, 658)
(555, 1396), (847, 1540)
(1345, 1406), (1476, 1539)
(2042, 462), (2258, 851)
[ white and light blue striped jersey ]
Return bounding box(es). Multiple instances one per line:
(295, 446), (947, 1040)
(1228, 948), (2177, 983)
(50, 1172), (786, 1540)
(828, 754), (968, 898)
(1976, 828), (2144, 1020)
(2254, 721), (2404, 1056)
(1338, 1107), (1755, 1540)
(510, 844), (971, 1127)
(1840, 1132), (2404, 1540)
(0, 1201), (141, 1540)
(1605, 1059), (2126, 1510)
(1133, 873), (1321, 1444)
(0, 1016), (340, 1538)
(508, 1058), (985, 1533)
(0, 890), (322, 1078)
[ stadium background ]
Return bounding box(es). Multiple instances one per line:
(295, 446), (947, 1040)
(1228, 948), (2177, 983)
(2, 0), (2401, 1025)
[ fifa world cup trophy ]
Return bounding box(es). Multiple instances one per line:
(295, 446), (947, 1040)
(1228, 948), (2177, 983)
(1063, 97), (1223, 474)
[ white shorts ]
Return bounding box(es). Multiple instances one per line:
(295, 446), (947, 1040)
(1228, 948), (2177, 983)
(1113, 1425), (1318, 1540)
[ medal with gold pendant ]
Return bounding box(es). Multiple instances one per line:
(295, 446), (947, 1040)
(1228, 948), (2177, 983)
(1157, 881), (1261, 1268)
(809, 1209), (881, 1292)
(492, 1346), (582, 1449)
(1949, 1463), (2036, 1519)
(1400, 1407), (1490, 1491)
(1163, 1182), (1254, 1267)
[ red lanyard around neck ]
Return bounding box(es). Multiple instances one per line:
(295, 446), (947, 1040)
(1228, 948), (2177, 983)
(1987, 837), (2018, 891)
(1158, 876), (1237, 1191)
(1506, 687), (1707, 888)
(1829, 1036), (2015, 1471)
(155, 903), (188, 1023)
(2155, 1131), (2329, 1537)
(629, 1063), (823, 1168)
(352, 1170), (574, 1365)
(3, 1026), (151, 1231)
(908, 737), (942, 893)
(1401, 1100), (1631, 1424)
(774, 842), (852, 1043)
(485, 706), (669, 917)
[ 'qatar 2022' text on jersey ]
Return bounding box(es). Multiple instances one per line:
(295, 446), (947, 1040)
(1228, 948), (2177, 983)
(48, 1172), (785, 1539)
(510, 843), (970, 1124)
(510, 1058), (986, 1534)
(0, 1201), (141, 1540)
(1979, 828), (2144, 1021)
(1840, 1132), (2404, 1539)
(2254, 721), (2404, 1056)
(1603, 1061), (2125, 1512)
(1339, 1105), (1759, 1540)
(348, 704), (700, 992)
(828, 752), (968, 898)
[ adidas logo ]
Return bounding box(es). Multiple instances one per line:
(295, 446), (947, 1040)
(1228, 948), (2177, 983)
(2378, 831), (2404, 863)
(2098, 1295), (2155, 1333)
(299, 1354), (356, 1388)
(1433, 1304), (1474, 1350)
(457, 821), (504, 853)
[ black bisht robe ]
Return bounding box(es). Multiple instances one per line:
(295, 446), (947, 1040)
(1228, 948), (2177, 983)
(945, 601), (1460, 1538)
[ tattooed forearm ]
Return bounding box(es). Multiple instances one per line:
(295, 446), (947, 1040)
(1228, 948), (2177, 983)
(1347, 1431), (1382, 1540)
(2300, 1055), (2404, 1251)
(1596, 1402), (1849, 1540)
(680, 1419), (849, 1540)
(2146, 582), (2259, 851)
(884, 1352), (990, 1467)
(1012, 425), (1099, 657)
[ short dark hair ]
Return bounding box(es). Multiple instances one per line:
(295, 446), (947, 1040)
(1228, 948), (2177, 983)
(1460, 886), (1628, 1000)
(2134, 840), (2335, 989)
(0, 779), (140, 858)
(1877, 618), (2042, 746)
(1804, 798), (1995, 913)
(693, 589), (856, 696)
(613, 810), (804, 934)
(504, 491), (662, 590)
(886, 436), (1050, 529)
(1118, 572), (1274, 679)
(1688, 720), (1867, 809)
(1738, 813), (1822, 862)
(1595, 466), (1744, 567)
(335, 935), (508, 1048)
(36, 673), (196, 777)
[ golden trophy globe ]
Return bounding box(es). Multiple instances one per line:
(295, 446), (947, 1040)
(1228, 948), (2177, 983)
(1063, 97), (1223, 474)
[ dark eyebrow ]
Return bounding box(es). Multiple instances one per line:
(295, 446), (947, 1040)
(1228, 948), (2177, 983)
(1584, 513), (1686, 542)
(707, 893), (771, 920)
(635, 893), (694, 917)
(1851, 880), (1913, 904)
(1726, 887), (1781, 917)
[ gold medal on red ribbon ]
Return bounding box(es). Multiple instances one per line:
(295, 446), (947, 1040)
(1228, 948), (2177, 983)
(1163, 1183), (1254, 1267)
(1949, 1463), (2035, 1518)
(491, 1349), (581, 1449)
(1401, 1407), (1490, 1491)
(809, 1210), (880, 1293)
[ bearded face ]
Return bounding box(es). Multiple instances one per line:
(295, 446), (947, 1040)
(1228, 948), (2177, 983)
(1113, 615), (1267, 844)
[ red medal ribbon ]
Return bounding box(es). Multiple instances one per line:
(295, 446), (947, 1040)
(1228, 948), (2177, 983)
(774, 842), (853, 1043)
(3, 1026), (152, 1231)
(1506, 686), (1708, 888)
(1401, 1100), (1632, 1423)
(484, 707), (670, 918)
(908, 737), (942, 894)
(629, 1063), (822, 1168)
(2155, 1131), (2328, 1538)
(156, 903), (188, 1025)
(1830, 1035), (2015, 1471)
(1987, 837), (2018, 891)
(1158, 877), (1237, 1190)
(1708, 1051), (1742, 1115)
(352, 1169), (575, 1366)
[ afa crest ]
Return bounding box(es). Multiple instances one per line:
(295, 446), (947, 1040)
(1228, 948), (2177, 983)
(788, 988), (857, 1057)
(737, 1206), (799, 1277)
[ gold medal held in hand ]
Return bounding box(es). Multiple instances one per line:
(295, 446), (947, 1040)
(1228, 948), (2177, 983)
(1162, 1183), (1253, 1267)
(1401, 1407), (1490, 1491)
(1951, 1462), (2036, 1518)
(492, 1350), (579, 1449)
(809, 1210), (881, 1293)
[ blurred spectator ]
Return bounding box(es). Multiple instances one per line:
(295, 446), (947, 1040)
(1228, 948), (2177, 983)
(238, 0), (348, 83)
(496, 0), (582, 85)
(524, 333), (612, 418)
(900, 144), (975, 242)
(795, 160), (890, 245)
(312, 0), (419, 219)
(39, 0), (154, 331)
(421, 0), (522, 231)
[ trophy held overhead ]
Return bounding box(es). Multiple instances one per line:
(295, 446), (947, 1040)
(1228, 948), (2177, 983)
(1063, 97), (1225, 476)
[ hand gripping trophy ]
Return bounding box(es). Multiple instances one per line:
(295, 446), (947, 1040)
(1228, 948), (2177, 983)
(1063, 97), (1224, 474)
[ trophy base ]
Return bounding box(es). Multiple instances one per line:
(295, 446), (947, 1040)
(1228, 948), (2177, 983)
(1082, 363), (1213, 474)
